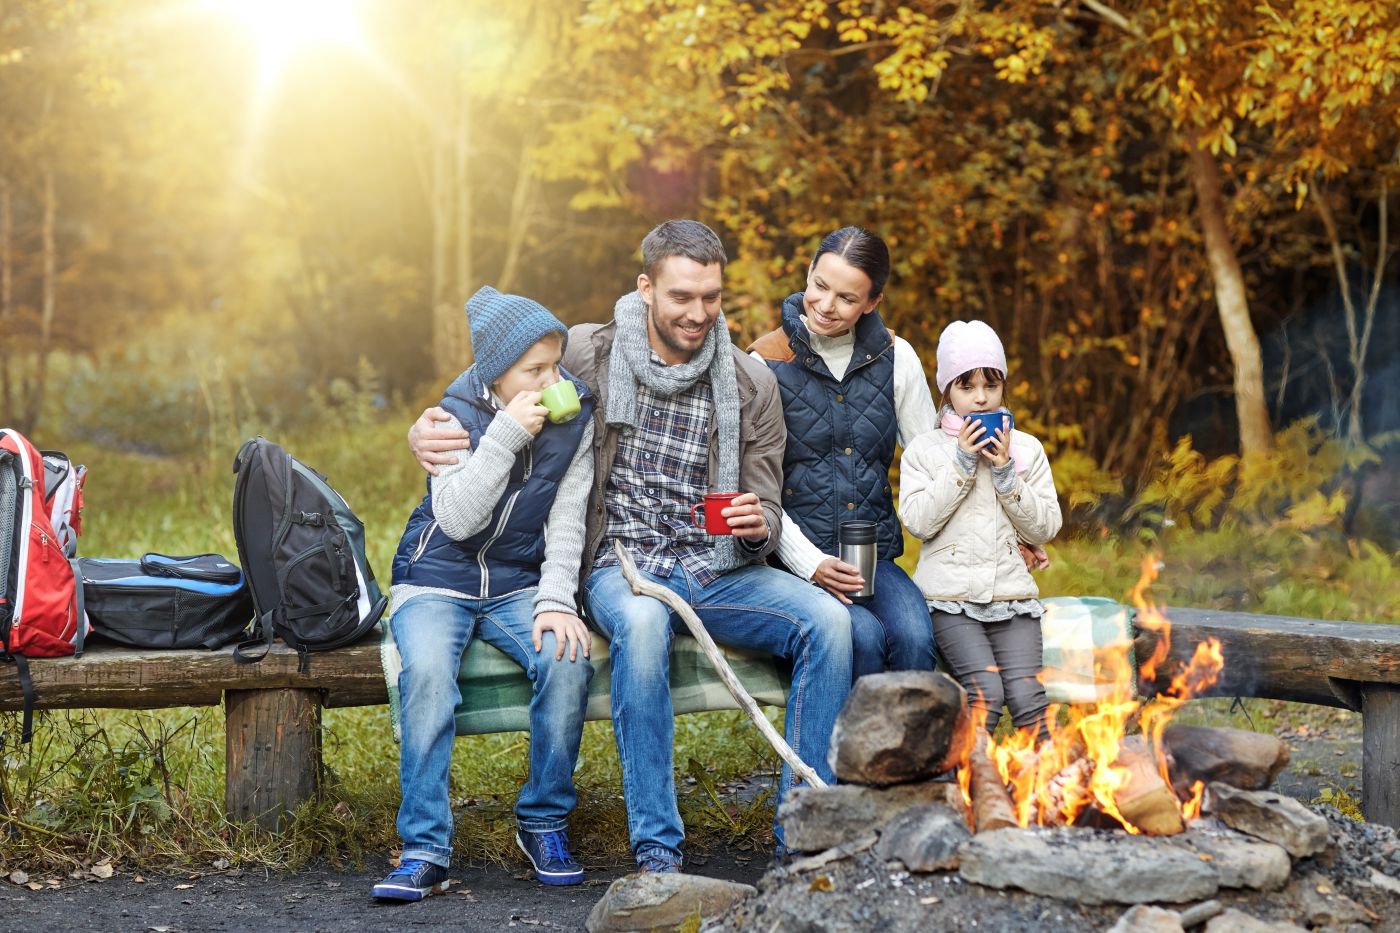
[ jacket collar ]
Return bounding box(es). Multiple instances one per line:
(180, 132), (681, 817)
(591, 317), (759, 406)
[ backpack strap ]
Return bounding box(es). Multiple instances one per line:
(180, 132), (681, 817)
(232, 610), (277, 664)
(70, 559), (86, 658)
(11, 655), (34, 743)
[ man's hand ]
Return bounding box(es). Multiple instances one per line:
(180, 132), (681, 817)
(409, 406), (473, 476)
(503, 390), (549, 436)
(533, 611), (592, 662)
(1018, 543), (1051, 571)
(811, 557), (865, 605)
(722, 492), (769, 541)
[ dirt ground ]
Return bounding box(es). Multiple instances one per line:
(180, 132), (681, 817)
(0, 706), (1368, 933)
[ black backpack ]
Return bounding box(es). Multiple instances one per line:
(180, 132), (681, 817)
(231, 437), (387, 670)
(79, 553), (252, 650)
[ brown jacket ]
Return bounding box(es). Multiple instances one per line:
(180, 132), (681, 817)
(562, 320), (787, 583)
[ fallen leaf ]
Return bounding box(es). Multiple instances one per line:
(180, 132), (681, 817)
(91, 863), (114, 880)
(212, 859), (230, 871)
(46, 879), (59, 887)
(174, 883), (195, 890)
(920, 896), (942, 905)
(134, 876), (145, 884)
(149, 927), (172, 932)
(9, 871), (29, 885)
(1315, 879), (1334, 895)
(1198, 853), (1214, 862)
(809, 875), (834, 892)
(25, 881), (42, 891)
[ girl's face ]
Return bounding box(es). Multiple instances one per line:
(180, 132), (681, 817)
(493, 334), (563, 401)
(947, 368), (1005, 416)
(802, 252), (882, 338)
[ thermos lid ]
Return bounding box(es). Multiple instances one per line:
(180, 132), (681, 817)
(839, 520), (877, 545)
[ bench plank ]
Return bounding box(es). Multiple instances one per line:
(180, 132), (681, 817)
(0, 640), (388, 712)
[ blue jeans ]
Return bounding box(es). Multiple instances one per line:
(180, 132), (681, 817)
(848, 560), (939, 680)
(392, 590), (593, 868)
(584, 562), (852, 869)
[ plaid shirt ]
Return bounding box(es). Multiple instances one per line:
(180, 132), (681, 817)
(594, 362), (721, 585)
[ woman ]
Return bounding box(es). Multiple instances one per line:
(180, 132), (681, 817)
(749, 226), (940, 678)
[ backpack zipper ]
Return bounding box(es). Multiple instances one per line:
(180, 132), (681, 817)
(476, 445), (533, 597)
(3, 434), (36, 632)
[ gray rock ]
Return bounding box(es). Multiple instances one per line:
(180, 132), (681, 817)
(873, 803), (971, 872)
(1163, 725), (1289, 793)
(1204, 907), (1308, 933)
(827, 671), (974, 785)
(1107, 905), (1184, 933)
(957, 827), (1219, 905)
(1369, 868), (1400, 896)
(584, 872), (755, 933)
(1207, 783), (1330, 858)
(1290, 872), (1370, 928)
(779, 781), (968, 853)
(1174, 828), (1291, 891)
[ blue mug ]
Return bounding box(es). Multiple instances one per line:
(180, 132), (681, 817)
(966, 410), (1013, 441)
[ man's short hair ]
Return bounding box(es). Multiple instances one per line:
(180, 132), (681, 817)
(640, 220), (728, 281)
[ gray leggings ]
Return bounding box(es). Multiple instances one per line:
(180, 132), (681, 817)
(931, 610), (1049, 741)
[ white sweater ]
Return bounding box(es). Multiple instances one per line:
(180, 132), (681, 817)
(750, 321), (939, 580)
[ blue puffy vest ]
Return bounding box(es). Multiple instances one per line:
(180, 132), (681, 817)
(750, 292), (902, 561)
(390, 366), (594, 597)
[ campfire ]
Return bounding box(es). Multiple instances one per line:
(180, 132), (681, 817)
(959, 557), (1225, 837)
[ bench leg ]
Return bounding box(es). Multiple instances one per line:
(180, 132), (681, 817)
(225, 688), (323, 831)
(1363, 684), (1400, 829)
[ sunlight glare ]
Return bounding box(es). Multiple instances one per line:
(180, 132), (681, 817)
(205, 0), (364, 87)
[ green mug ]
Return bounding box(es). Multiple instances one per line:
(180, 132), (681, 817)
(539, 380), (581, 424)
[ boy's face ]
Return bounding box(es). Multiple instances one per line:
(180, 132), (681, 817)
(947, 368), (1005, 416)
(493, 334), (564, 402)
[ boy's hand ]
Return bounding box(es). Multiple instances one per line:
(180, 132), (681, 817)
(957, 417), (992, 456)
(533, 612), (592, 662)
(811, 557), (865, 605)
(721, 491), (769, 540)
(504, 390), (549, 436)
(981, 426), (1012, 468)
(409, 406), (473, 475)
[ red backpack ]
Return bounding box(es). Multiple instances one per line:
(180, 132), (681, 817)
(1, 428), (87, 741)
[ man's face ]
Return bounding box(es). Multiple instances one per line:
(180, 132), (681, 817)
(637, 256), (723, 365)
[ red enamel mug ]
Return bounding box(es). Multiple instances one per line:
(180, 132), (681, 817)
(690, 492), (740, 535)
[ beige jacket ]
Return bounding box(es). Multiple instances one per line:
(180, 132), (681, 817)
(562, 320), (787, 585)
(898, 428), (1061, 603)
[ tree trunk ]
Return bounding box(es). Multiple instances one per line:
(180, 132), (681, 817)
(20, 169), (58, 435)
(1186, 141), (1273, 457)
(1, 176), (12, 421)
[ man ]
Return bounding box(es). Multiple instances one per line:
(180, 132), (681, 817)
(409, 220), (852, 873)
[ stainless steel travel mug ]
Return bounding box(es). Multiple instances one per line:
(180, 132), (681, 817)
(838, 520), (878, 601)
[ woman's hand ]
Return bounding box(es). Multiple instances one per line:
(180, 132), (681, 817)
(533, 612), (592, 662)
(811, 557), (866, 605)
(409, 406), (473, 475)
(981, 425), (1012, 468)
(957, 417), (993, 456)
(503, 390), (549, 436)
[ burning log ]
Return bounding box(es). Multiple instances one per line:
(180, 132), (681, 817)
(969, 732), (1018, 832)
(1044, 758), (1094, 827)
(1113, 735), (1185, 836)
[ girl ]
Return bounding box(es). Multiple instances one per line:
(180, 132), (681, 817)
(898, 320), (1061, 740)
(749, 226), (940, 679)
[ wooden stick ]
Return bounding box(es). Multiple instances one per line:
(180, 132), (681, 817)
(969, 731), (1018, 832)
(613, 541), (826, 788)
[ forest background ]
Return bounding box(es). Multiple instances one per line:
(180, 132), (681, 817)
(1, 0), (1398, 868)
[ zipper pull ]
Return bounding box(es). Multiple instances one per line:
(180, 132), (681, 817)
(41, 531), (51, 562)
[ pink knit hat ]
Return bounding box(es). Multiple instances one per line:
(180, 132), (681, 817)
(935, 320), (1007, 394)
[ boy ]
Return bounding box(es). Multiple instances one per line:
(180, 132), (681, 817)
(372, 286), (596, 901)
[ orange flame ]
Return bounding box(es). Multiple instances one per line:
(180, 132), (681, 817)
(964, 554), (1225, 835)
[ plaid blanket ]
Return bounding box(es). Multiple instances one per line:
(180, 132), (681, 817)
(380, 595), (1133, 739)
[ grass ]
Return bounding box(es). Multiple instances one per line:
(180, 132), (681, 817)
(3, 407), (1395, 871)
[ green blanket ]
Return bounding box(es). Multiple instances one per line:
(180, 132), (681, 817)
(380, 595), (1134, 739)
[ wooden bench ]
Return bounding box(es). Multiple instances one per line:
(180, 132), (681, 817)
(4, 608), (1399, 831)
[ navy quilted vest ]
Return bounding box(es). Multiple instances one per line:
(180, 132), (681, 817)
(755, 293), (902, 561)
(390, 366), (594, 597)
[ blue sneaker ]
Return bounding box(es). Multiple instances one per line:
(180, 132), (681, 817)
(371, 858), (449, 901)
(515, 829), (584, 885)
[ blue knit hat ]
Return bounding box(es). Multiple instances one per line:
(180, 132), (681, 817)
(466, 286), (569, 387)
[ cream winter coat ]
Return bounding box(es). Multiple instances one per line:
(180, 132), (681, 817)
(899, 428), (1062, 603)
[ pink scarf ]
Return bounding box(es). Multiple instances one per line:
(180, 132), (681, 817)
(941, 409), (1029, 474)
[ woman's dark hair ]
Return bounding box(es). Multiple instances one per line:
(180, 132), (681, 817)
(811, 226), (891, 299)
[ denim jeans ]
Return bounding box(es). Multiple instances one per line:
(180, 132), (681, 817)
(392, 590), (593, 868)
(584, 562), (851, 869)
(848, 560), (939, 680)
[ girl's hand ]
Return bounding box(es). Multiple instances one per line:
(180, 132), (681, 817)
(811, 557), (865, 605)
(504, 390), (549, 436)
(981, 425), (1012, 468)
(957, 417), (992, 455)
(533, 611), (592, 662)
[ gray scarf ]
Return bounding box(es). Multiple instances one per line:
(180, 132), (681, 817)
(606, 290), (745, 572)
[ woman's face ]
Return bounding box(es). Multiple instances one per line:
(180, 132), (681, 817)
(802, 252), (882, 338)
(947, 368), (1005, 416)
